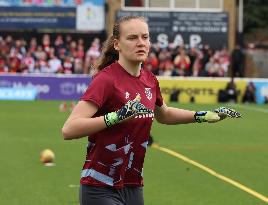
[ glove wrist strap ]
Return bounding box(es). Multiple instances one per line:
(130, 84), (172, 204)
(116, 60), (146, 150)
(104, 112), (119, 127)
(194, 111), (207, 123)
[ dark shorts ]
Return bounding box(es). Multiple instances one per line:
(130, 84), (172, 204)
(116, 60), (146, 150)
(79, 184), (144, 205)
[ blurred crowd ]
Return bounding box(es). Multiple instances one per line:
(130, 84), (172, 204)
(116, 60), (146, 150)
(144, 44), (232, 77)
(0, 33), (243, 77)
(0, 34), (100, 75)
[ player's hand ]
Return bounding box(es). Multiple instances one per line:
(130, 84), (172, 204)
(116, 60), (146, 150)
(214, 107), (242, 120)
(195, 107), (241, 123)
(194, 111), (221, 123)
(104, 94), (153, 127)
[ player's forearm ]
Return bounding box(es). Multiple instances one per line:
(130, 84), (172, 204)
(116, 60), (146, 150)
(62, 116), (107, 140)
(156, 107), (196, 125)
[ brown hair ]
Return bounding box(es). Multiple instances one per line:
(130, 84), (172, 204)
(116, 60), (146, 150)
(92, 16), (147, 74)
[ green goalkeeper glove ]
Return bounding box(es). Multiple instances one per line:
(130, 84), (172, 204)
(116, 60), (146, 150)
(104, 95), (153, 127)
(194, 111), (220, 123)
(194, 107), (241, 123)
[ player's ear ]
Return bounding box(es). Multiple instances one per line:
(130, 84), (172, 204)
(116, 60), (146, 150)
(114, 39), (120, 51)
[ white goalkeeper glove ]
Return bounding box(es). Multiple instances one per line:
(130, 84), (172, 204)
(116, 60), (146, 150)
(214, 107), (242, 118)
(104, 94), (153, 127)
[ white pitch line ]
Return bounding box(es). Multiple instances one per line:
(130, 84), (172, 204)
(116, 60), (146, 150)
(152, 144), (268, 203)
(68, 184), (79, 188)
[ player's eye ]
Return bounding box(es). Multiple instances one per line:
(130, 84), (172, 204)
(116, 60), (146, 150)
(143, 35), (149, 39)
(127, 36), (137, 40)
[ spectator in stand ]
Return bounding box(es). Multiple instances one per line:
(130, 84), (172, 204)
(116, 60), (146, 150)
(42, 34), (51, 54)
(242, 81), (256, 103)
(173, 47), (191, 76)
(8, 56), (21, 73)
(205, 57), (217, 77)
(77, 44), (85, 59)
(8, 47), (22, 73)
(0, 36), (8, 57)
(163, 59), (175, 76)
(28, 37), (38, 53)
(19, 59), (29, 73)
(38, 53), (50, 73)
(0, 55), (8, 73)
(69, 40), (78, 58)
(150, 43), (161, 57)
(192, 50), (203, 77)
(74, 57), (84, 74)
(9, 43), (23, 60)
(48, 53), (62, 73)
(86, 37), (101, 59)
(65, 34), (73, 55)
(62, 55), (74, 74)
(144, 52), (159, 75)
(5, 35), (13, 48)
(205, 52), (225, 77)
(199, 44), (214, 76)
(158, 49), (174, 76)
(22, 51), (35, 72)
(34, 45), (46, 61)
(219, 47), (230, 77)
(10, 39), (26, 56)
(231, 44), (244, 77)
(85, 38), (101, 74)
(78, 38), (85, 47)
(188, 47), (198, 76)
(30, 61), (42, 73)
(58, 47), (68, 62)
(54, 35), (65, 56)
(77, 38), (85, 58)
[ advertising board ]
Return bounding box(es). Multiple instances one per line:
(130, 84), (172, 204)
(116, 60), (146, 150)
(117, 10), (228, 49)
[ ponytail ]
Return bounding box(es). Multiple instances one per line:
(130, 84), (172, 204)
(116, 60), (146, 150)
(93, 35), (119, 74)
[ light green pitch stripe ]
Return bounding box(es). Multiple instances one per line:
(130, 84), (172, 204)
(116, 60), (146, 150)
(152, 144), (268, 203)
(229, 104), (268, 114)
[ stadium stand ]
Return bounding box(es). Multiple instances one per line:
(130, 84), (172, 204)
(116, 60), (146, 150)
(0, 33), (233, 77)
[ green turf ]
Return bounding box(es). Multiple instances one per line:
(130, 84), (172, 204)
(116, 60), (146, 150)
(0, 101), (268, 205)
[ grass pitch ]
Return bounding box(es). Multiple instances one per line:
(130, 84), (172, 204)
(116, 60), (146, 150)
(0, 101), (268, 205)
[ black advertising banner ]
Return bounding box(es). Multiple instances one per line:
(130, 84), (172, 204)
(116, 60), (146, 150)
(116, 10), (228, 49)
(0, 6), (76, 30)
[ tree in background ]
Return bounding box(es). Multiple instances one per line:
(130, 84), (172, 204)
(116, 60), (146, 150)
(244, 0), (268, 45)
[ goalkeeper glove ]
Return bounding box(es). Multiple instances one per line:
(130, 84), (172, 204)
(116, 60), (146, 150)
(104, 95), (153, 127)
(195, 107), (241, 123)
(214, 107), (242, 118)
(194, 111), (220, 123)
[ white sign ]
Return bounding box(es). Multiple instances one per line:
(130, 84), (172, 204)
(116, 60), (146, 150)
(76, 3), (105, 31)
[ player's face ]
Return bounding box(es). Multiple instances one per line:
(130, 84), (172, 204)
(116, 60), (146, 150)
(114, 19), (150, 63)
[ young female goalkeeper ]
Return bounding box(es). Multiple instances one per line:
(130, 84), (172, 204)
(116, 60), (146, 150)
(62, 16), (240, 205)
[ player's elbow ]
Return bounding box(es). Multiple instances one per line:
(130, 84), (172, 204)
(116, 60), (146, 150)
(61, 125), (73, 140)
(154, 115), (169, 124)
(156, 119), (169, 124)
(154, 105), (171, 124)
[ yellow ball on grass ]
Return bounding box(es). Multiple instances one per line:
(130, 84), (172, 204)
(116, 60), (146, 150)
(40, 149), (55, 164)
